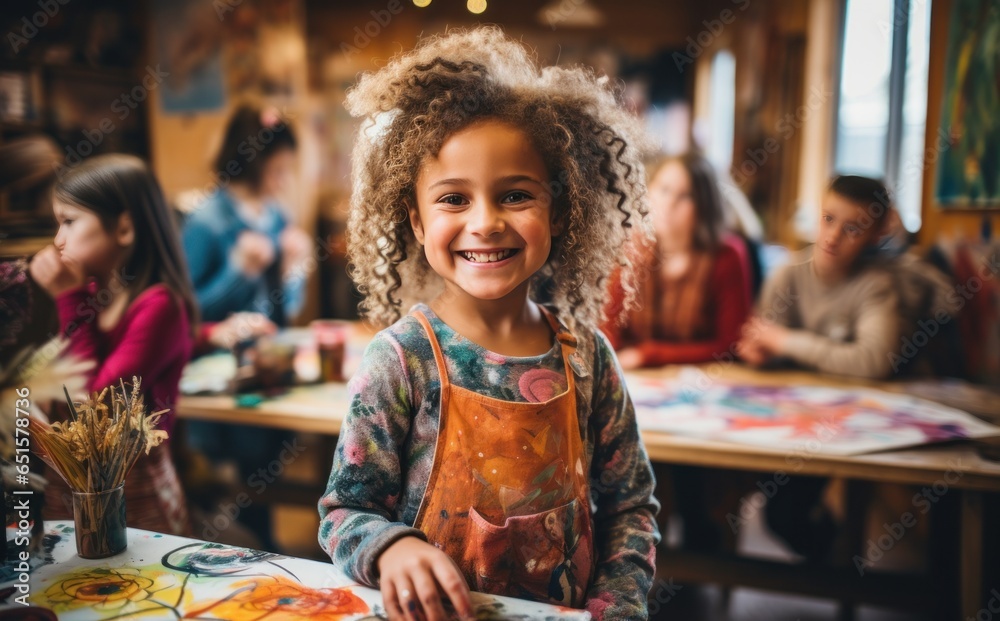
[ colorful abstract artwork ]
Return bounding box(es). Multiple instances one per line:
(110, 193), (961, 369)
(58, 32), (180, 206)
(934, 0), (1000, 207)
(9, 523), (591, 620)
(627, 371), (1000, 455)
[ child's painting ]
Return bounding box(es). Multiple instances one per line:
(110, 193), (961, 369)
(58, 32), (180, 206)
(14, 523), (591, 620)
(628, 371), (1000, 455)
(934, 0), (1000, 208)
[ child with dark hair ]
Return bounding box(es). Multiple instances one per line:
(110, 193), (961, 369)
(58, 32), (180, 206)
(28, 153), (196, 534)
(738, 175), (901, 379)
(604, 153), (752, 368)
(181, 105), (311, 551)
(182, 105), (311, 327)
(736, 174), (902, 561)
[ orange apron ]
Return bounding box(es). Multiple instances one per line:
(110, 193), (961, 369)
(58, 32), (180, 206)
(412, 310), (594, 607)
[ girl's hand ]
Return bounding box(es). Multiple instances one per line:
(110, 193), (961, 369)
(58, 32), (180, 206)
(279, 226), (313, 277)
(615, 347), (644, 370)
(29, 245), (86, 298)
(233, 230), (276, 276)
(736, 338), (770, 366)
(208, 312), (277, 348)
(377, 536), (476, 621)
(737, 318), (788, 365)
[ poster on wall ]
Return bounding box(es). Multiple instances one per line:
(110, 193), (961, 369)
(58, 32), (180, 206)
(934, 0), (1000, 208)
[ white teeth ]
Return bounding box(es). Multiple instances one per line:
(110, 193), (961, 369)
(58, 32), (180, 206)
(461, 249), (515, 263)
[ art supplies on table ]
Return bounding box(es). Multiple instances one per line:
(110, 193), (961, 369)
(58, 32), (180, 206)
(3, 522), (592, 620)
(628, 369), (1000, 456)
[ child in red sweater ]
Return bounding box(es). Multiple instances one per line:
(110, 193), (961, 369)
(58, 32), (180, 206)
(604, 153), (752, 368)
(29, 154), (198, 535)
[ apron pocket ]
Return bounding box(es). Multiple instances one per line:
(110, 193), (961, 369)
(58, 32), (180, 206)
(464, 499), (592, 606)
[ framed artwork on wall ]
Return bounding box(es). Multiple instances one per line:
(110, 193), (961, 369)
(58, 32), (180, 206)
(934, 0), (1000, 208)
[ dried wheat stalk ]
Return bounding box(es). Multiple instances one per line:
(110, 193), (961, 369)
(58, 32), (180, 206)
(28, 376), (168, 493)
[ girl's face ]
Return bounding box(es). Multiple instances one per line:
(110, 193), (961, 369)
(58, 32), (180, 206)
(814, 191), (882, 278)
(409, 120), (560, 305)
(648, 161), (696, 249)
(260, 148), (297, 199)
(53, 199), (131, 277)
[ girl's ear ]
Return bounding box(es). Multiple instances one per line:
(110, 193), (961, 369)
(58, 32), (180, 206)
(116, 212), (135, 247)
(407, 200), (425, 245)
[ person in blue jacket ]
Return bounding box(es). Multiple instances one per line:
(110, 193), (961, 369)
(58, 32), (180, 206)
(181, 105), (311, 552)
(183, 105), (310, 328)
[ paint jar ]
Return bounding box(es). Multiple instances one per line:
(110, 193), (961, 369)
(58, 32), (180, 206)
(253, 338), (297, 390)
(72, 484), (127, 559)
(311, 320), (349, 383)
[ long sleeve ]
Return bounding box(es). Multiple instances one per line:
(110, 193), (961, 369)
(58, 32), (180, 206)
(584, 331), (660, 620)
(755, 261), (799, 326)
(778, 271), (901, 379)
(281, 266), (306, 319)
(182, 218), (257, 321)
(55, 285), (190, 426)
(636, 245), (751, 366)
(317, 333), (426, 586)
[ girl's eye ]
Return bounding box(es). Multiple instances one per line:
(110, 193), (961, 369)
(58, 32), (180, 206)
(845, 225), (861, 237)
(823, 214), (833, 223)
(503, 190), (532, 204)
(437, 194), (467, 206)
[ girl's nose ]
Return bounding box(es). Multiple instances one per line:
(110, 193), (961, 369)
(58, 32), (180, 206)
(468, 201), (505, 237)
(54, 228), (66, 250)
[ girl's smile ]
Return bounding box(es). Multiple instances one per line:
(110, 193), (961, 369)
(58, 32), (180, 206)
(409, 120), (561, 305)
(456, 248), (520, 265)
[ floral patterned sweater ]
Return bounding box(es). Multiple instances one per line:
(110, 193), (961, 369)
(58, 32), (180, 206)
(318, 304), (660, 620)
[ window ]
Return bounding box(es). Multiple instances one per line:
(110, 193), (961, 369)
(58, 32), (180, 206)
(706, 50), (736, 172)
(833, 0), (931, 232)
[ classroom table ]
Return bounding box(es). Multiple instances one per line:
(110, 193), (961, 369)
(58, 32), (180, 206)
(176, 330), (1000, 619)
(2, 521), (590, 620)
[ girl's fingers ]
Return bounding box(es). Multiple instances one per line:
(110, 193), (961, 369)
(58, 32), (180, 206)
(382, 579), (405, 621)
(412, 569), (448, 621)
(396, 575), (423, 621)
(430, 562), (475, 621)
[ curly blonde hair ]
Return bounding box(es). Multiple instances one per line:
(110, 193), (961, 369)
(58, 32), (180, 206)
(345, 26), (653, 330)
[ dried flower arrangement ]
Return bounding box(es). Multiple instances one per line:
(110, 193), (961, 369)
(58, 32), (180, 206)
(28, 377), (168, 557)
(28, 377), (167, 493)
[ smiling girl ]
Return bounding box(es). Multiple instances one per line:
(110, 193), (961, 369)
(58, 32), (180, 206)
(318, 27), (660, 621)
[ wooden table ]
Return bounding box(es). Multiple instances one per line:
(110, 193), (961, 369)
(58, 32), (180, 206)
(3, 521), (590, 619)
(177, 348), (1000, 619)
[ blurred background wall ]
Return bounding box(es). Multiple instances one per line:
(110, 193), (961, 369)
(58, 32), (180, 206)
(2, 0), (997, 323)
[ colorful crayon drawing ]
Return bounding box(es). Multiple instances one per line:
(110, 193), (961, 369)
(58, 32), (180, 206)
(162, 542), (290, 577)
(38, 566), (189, 617)
(17, 523), (591, 620)
(627, 374), (1000, 455)
(185, 575), (369, 620)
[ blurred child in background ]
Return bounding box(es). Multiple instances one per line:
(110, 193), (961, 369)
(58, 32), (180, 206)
(737, 174), (901, 560)
(604, 153), (752, 369)
(29, 154), (196, 535)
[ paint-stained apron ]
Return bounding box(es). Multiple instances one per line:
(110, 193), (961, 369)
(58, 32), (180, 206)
(411, 310), (594, 607)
